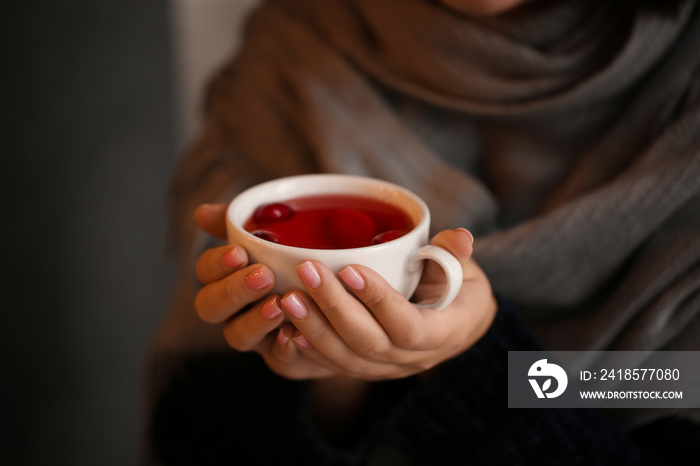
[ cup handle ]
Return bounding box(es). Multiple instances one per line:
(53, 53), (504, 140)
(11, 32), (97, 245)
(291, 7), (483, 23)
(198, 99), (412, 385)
(408, 245), (463, 311)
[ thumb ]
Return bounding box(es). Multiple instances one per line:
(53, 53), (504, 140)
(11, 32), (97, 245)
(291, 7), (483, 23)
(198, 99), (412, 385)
(430, 228), (474, 264)
(418, 228), (474, 284)
(193, 203), (229, 239)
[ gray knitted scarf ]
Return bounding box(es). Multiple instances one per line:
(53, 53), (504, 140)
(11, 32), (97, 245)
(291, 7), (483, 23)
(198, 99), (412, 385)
(166, 0), (700, 364)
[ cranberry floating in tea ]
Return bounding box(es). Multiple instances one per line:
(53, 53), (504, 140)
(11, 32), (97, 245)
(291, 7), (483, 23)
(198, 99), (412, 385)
(244, 194), (413, 249)
(371, 229), (406, 245)
(252, 202), (294, 224)
(251, 230), (280, 243)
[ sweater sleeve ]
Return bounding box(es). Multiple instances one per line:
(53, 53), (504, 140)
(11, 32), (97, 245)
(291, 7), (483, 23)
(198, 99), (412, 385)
(147, 348), (378, 466)
(380, 297), (697, 466)
(146, 298), (699, 465)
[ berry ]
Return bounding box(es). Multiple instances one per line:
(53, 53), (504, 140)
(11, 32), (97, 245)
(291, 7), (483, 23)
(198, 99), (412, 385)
(252, 230), (280, 244)
(371, 229), (407, 245)
(252, 202), (294, 224)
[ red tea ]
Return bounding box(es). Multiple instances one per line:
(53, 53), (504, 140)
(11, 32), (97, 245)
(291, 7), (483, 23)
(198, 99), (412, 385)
(244, 194), (414, 249)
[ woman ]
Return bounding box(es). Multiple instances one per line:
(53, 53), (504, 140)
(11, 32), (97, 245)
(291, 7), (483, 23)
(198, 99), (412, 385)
(148, 0), (700, 464)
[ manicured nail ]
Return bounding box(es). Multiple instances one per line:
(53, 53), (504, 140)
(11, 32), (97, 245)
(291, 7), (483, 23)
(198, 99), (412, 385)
(277, 327), (291, 346)
(454, 228), (474, 244)
(339, 266), (365, 290)
(296, 261), (321, 289)
(222, 247), (244, 269)
(260, 297), (282, 320)
(245, 266), (273, 291)
(293, 331), (312, 349)
(280, 293), (308, 320)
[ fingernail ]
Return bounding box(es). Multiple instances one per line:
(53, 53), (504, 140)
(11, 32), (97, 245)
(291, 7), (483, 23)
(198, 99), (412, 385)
(222, 247), (244, 269)
(280, 293), (308, 320)
(293, 331), (312, 349)
(455, 228), (474, 244)
(261, 297), (282, 320)
(296, 261), (321, 289)
(339, 266), (365, 290)
(245, 266), (273, 291)
(277, 327), (291, 346)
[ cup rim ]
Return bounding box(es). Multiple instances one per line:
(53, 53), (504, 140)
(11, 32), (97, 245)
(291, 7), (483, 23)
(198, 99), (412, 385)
(226, 174), (430, 253)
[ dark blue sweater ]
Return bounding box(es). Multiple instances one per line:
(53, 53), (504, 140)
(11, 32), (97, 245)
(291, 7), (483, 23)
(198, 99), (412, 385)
(148, 299), (699, 465)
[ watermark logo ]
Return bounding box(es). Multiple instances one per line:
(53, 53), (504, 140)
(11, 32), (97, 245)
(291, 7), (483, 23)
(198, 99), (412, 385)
(509, 351), (696, 408)
(528, 359), (568, 399)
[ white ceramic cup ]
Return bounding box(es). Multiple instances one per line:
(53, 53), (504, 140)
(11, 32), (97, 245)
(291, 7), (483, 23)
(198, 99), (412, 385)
(226, 174), (463, 310)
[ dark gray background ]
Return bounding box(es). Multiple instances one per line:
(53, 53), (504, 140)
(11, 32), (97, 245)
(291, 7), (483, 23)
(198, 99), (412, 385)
(3, 1), (177, 464)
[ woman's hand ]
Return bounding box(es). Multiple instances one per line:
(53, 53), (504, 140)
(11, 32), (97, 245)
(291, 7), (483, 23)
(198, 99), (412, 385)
(193, 204), (496, 382)
(278, 228), (497, 381)
(193, 203), (336, 379)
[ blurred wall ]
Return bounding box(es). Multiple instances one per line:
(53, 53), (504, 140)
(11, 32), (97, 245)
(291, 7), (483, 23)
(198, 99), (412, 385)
(171, 0), (261, 147)
(1, 1), (256, 465)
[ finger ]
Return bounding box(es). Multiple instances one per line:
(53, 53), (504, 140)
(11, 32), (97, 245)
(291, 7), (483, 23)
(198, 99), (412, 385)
(338, 264), (432, 350)
(265, 324), (336, 380)
(270, 323), (299, 363)
(194, 264), (275, 324)
(413, 228), (474, 302)
(257, 324), (336, 380)
(260, 325), (306, 378)
(222, 296), (285, 351)
(291, 336), (405, 381)
(288, 328), (344, 374)
(195, 245), (249, 284)
(194, 203), (228, 239)
(291, 261), (393, 360)
(429, 228), (474, 267)
(278, 290), (382, 376)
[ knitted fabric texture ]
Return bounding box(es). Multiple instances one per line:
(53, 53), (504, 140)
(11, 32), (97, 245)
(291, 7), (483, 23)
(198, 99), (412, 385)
(166, 0), (700, 357)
